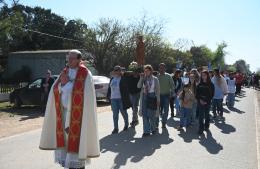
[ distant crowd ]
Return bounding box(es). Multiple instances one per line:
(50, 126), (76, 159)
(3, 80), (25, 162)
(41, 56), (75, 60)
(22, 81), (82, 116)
(107, 62), (256, 136)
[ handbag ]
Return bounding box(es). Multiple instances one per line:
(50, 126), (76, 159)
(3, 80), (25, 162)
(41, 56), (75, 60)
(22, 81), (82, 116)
(146, 95), (157, 110)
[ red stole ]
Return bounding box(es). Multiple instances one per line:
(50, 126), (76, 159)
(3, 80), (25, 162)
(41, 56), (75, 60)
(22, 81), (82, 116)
(53, 64), (88, 153)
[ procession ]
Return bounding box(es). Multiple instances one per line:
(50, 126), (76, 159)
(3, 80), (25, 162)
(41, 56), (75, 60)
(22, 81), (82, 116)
(0, 0), (260, 169)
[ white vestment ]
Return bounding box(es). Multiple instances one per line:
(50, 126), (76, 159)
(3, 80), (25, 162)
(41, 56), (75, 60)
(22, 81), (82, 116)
(39, 68), (100, 168)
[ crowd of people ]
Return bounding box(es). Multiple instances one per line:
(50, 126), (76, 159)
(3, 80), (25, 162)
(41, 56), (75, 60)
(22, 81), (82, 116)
(107, 61), (249, 137)
(39, 50), (257, 169)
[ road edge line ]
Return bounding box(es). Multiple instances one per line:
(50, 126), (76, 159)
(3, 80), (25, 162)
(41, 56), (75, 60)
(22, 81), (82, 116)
(254, 90), (260, 169)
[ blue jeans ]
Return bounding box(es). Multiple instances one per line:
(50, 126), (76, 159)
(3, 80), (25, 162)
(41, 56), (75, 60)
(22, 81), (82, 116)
(180, 107), (192, 127)
(129, 93), (140, 122)
(212, 99), (223, 116)
(156, 94), (170, 126)
(226, 93), (235, 107)
(175, 97), (181, 115)
(198, 103), (210, 132)
(142, 93), (156, 134)
(111, 99), (129, 130)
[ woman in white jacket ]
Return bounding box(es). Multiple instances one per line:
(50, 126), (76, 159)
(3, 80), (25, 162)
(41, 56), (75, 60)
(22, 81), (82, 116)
(211, 69), (228, 118)
(137, 65), (160, 137)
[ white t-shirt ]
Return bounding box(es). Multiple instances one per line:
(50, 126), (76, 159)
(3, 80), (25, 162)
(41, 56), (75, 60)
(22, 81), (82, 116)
(110, 77), (122, 99)
(227, 78), (236, 94)
(60, 68), (77, 108)
(61, 82), (73, 108)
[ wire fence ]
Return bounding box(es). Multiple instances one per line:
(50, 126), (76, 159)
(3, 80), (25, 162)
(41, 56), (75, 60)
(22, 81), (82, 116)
(0, 84), (22, 94)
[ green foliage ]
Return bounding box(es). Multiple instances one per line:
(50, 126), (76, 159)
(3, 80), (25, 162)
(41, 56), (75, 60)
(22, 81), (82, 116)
(212, 41), (227, 68)
(226, 65), (236, 72)
(0, 3), (250, 75)
(256, 69), (260, 75)
(234, 59), (251, 74)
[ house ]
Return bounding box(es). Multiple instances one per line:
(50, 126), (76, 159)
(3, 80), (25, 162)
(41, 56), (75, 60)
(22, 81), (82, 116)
(7, 49), (97, 80)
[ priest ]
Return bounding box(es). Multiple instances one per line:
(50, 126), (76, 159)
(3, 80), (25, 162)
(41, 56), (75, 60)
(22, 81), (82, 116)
(39, 50), (100, 169)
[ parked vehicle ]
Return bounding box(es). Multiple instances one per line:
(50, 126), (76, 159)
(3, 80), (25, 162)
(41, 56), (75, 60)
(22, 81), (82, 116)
(9, 75), (110, 108)
(9, 76), (58, 108)
(93, 76), (110, 100)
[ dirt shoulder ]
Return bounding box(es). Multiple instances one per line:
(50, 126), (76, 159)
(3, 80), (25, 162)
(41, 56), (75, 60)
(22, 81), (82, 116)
(0, 101), (111, 138)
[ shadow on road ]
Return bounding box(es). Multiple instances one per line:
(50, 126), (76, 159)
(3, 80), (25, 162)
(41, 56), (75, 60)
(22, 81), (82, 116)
(100, 127), (173, 169)
(199, 130), (223, 154)
(167, 117), (223, 154)
(0, 101), (110, 121)
(167, 117), (180, 130)
(227, 107), (245, 114)
(97, 100), (110, 107)
(0, 105), (44, 121)
(213, 118), (236, 134)
(223, 107), (230, 113)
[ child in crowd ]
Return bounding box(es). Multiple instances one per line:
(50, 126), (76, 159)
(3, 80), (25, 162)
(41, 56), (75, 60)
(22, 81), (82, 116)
(177, 84), (194, 131)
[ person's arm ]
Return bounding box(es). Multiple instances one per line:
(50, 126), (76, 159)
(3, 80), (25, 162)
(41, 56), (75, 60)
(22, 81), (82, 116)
(196, 85), (200, 101)
(169, 75), (175, 93)
(210, 83), (215, 100)
(107, 78), (112, 100)
(154, 78), (160, 104)
(222, 77), (228, 95)
(137, 75), (144, 88)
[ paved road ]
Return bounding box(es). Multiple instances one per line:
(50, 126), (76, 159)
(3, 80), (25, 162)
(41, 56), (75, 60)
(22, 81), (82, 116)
(0, 88), (258, 169)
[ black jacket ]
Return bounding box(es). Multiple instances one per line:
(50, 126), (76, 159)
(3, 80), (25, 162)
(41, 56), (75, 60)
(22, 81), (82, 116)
(123, 72), (141, 94)
(40, 77), (55, 93)
(173, 77), (182, 93)
(107, 76), (132, 110)
(196, 82), (215, 105)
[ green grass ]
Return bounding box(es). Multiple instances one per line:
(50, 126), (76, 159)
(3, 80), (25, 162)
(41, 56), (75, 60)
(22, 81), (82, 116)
(0, 102), (12, 109)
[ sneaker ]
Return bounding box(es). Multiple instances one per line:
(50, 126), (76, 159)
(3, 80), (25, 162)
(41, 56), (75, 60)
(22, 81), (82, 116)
(177, 126), (183, 131)
(123, 126), (128, 131)
(142, 133), (150, 137)
(130, 120), (139, 127)
(162, 123), (166, 129)
(111, 129), (119, 134)
(171, 112), (175, 117)
(152, 131), (157, 135)
(198, 130), (203, 135)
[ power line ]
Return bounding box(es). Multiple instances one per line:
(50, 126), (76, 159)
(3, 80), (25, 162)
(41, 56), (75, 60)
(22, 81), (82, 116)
(16, 26), (85, 43)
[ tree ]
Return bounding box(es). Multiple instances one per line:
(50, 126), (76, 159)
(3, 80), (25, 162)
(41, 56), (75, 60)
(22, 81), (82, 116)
(86, 18), (124, 74)
(212, 41), (227, 68)
(190, 45), (214, 67)
(234, 59), (251, 74)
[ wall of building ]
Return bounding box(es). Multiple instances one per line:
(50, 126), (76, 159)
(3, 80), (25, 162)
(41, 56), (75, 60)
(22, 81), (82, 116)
(7, 50), (98, 81)
(8, 52), (66, 80)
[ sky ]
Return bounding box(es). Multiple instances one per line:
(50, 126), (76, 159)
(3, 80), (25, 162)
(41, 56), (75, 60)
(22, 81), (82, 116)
(15, 0), (260, 71)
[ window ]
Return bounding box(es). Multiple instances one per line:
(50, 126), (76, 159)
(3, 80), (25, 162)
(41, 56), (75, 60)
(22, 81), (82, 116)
(29, 79), (42, 89)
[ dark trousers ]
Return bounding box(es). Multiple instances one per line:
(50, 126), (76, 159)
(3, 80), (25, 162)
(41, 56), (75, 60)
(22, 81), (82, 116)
(198, 103), (210, 132)
(41, 92), (49, 113)
(169, 97), (175, 114)
(236, 84), (242, 94)
(212, 99), (223, 117)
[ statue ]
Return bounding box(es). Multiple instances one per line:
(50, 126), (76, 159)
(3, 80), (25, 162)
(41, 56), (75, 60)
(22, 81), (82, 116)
(136, 35), (145, 66)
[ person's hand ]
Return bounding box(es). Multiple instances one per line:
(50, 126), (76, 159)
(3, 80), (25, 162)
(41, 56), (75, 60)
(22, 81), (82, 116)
(65, 127), (69, 134)
(140, 73), (145, 78)
(200, 99), (207, 105)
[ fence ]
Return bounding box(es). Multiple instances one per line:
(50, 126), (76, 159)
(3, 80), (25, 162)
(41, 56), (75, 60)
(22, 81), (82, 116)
(0, 84), (23, 94)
